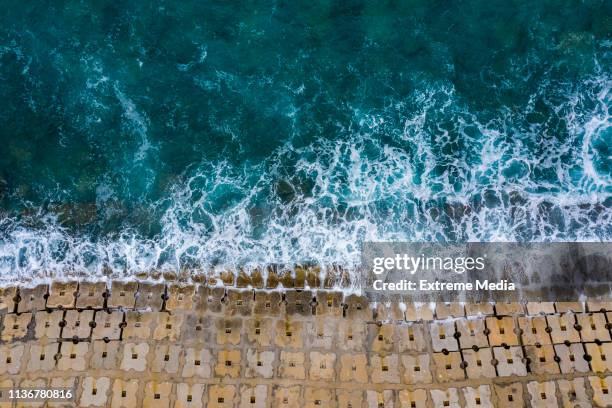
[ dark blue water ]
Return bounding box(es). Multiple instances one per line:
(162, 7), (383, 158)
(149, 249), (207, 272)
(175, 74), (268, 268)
(0, 1), (610, 282)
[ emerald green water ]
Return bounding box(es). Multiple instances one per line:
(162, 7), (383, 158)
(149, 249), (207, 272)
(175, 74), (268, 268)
(0, 0), (610, 280)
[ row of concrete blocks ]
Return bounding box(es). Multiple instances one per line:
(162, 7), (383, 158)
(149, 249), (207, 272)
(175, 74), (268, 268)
(2, 375), (611, 407)
(2, 282), (612, 318)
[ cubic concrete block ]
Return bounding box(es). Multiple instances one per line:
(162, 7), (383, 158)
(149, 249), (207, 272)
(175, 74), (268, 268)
(401, 353), (432, 384)
(181, 314), (211, 344)
(304, 388), (334, 408)
(57, 341), (89, 371)
(215, 317), (242, 345)
(337, 390), (364, 408)
(151, 344), (181, 374)
(398, 389), (428, 408)
(315, 292), (343, 316)
(48, 376), (77, 408)
(344, 294), (370, 320)
(134, 283), (165, 310)
(285, 290), (313, 316)
(275, 319), (303, 348)
(554, 343), (589, 374)
(47, 281), (77, 309)
(375, 302), (405, 321)
(142, 381), (172, 408)
(588, 301), (612, 312)
(245, 349), (274, 378)
(245, 317), (273, 346)
(17, 284), (47, 313)
(123, 311), (154, 339)
(339, 353), (368, 383)
(215, 349), (241, 378)
(80, 376), (110, 407)
(278, 351), (305, 380)
(62, 309), (94, 339)
(527, 380), (558, 408)
(526, 302), (556, 315)
(486, 316), (519, 346)
(397, 323), (427, 352)
(76, 281), (107, 309)
(175, 383), (205, 408)
(165, 284), (195, 312)
(404, 302), (434, 321)
(430, 388), (460, 408)
(370, 323), (396, 352)
(92, 310), (123, 340)
(429, 320), (459, 352)
(238, 384), (267, 408)
(463, 385), (492, 408)
(493, 382), (524, 408)
(208, 385), (236, 408)
(309, 351), (336, 380)
(588, 375), (612, 407)
(0, 286), (16, 314)
(272, 386), (301, 408)
(524, 345), (560, 375)
(337, 320), (366, 351)
(0, 343), (24, 375)
(555, 301), (584, 313)
(34, 310), (63, 339)
(1, 312), (31, 341)
(252, 291), (281, 315)
(465, 302), (494, 316)
(432, 351), (464, 382)
(370, 354), (400, 384)
(152, 312), (183, 341)
(456, 317), (489, 349)
(462, 348), (496, 379)
(25, 341), (58, 372)
(495, 302), (524, 316)
(366, 390), (395, 408)
(306, 318), (335, 349)
(182, 347), (212, 378)
(547, 313), (580, 344)
(225, 289), (253, 316)
(518, 316), (552, 345)
(110, 379), (140, 408)
(586, 342), (612, 373)
(557, 377), (591, 408)
(194, 286), (225, 314)
(90, 340), (120, 370)
(120, 342), (149, 372)
(435, 302), (465, 319)
(577, 312), (611, 342)
(107, 281), (138, 309)
(493, 346), (527, 377)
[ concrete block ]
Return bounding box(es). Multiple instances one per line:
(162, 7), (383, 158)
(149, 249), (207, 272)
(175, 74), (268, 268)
(175, 383), (205, 408)
(435, 302), (465, 319)
(398, 389), (428, 408)
(208, 385), (236, 408)
(465, 302), (494, 316)
(181, 313), (211, 344)
(272, 386), (301, 408)
(493, 382), (524, 408)
(0, 286), (16, 314)
(339, 353), (368, 383)
(518, 316), (551, 346)
(547, 313), (580, 344)
(0, 343), (24, 375)
(153, 312), (183, 341)
(194, 286), (225, 313)
(432, 351), (464, 382)
(557, 377), (591, 408)
(370, 323), (396, 352)
(588, 301), (612, 312)
(588, 375), (612, 408)
(110, 379), (140, 408)
(430, 388), (460, 408)
(285, 290), (313, 316)
(404, 303), (434, 321)
(244, 317), (273, 346)
(526, 380), (558, 408)
(401, 353), (432, 384)
(151, 343), (181, 374)
(337, 390), (363, 408)
(309, 351), (336, 380)
(304, 388), (334, 408)
(142, 381), (172, 408)
(17, 284), (47, 313)
(253, 291), (281, 315)
(120, 342), (149, 372)
(215, 349), (241, 378)
(486, 316), (519, 346)
(57, 341), (88, 371)
(462, 348), (496, 379)
(337, 320), (366, 351)
(577, 312), (611, 342)
(429, 320), (459, 352)
(370, 354), (400, 384)
(586, 342), (612, 373)
(275, 319), (303, 348)
(48, 376), (77, 408)
(134, 283), (165, 310)
(307, 318), (336, 349)
(225, 289), (253, 316)
(215, 317), (242, 345)
(278, 351), (305, 380)
(527, 302), (555, 315)
(245, 349), (274, 378)
(495, 302), (525, 316)
(366, 390), (395, 408)
(62, 309), (94, 339)
(107, 281), (138, 309)
(524, 345), (559, 375)
(90, 340), (120, 370)
(555, 301), (584, 313)
(344, 294), (371, 320)
(554, 343), (589, 374)
(463, 385), (492, 408)
(76, 281), (107, 309)
(315, 292), (343, 316)
(1, 312), (31, 341)
(16, 378), (46, 408)
(80, 376), (110, 407)
(165, 284), (195, 312)
(25, 341), (58, 372)
(182, 347), (212, 378)
(398, 323), (427, 352)
(493, 346), (527, 377)
(92, 310), (123, 340)
(47, 281), (77, 309)
(375, 302), (405, 321)
(238, 384), (267, 408)
(456, 317), (488, 349)
(34, 310), (63, 339)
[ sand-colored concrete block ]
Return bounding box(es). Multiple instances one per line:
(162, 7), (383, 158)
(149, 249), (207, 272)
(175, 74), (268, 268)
(465, 302), (494, 316)
(25, 341), (58, 372)
(577, 312), (611, 342)
(134, 283), (165, 310)
(165, 284), (195, 312)
(337, 390), (363, 408)
(404, 303), (434, 321)
(89, 340), (119, 371)
(0, 286), (16, 314)
(557, 377), (590, 408)
(47, 281), (77, 309)
(215, 317), (242, 345)
(57, 341), (88, 371)
(554, 343), (589, 374)
(307, 318), (336, 349)
(495, 302), (524, 316)
(518, 315), (552, 345)
(110, 378), (140, 408)
(401, 353), (432, 384)
(463, 385), (492, 408)
(397, 323), (427, 352)
(435, 302), (465, 319)
(555, 301), (584, 313)
(462, 348), (496, 379)
(120, 342), (149, 372)
(315, 292), (343, 316)
(226, 289), (253, 316)
(92, 310), (123, 340)
(0, 343), (24, 375)
(527, 302), (556, 315)
(588, 375), (612, 407)
(245, 349), (274, 378)
(430, 388), (460, 408)
(181, 313), (210, 344)
(152, 312), (183, 341)
(142, 381), (172, 408)
(486, 316), (519, 346)
(182, 347), (212, 378)
(366, 390), (395, 408)
(107, 281), (138, 309)
(337, 320), (366, 351)
(175, 383), (205, 408)
(151, 343), (181, 374)
(253, 291), (281, 315)
(370, 323), (396, 353)
(456, 317), (488, 349)
(524, 345), (559, 375)
(344, 295), (370, 320)
(279, 351), (305, 380)
(285, 290), (313, 316)
(371, 354), (400, 384)
(275, 319), (303, 348)
(304, 387), (334, 408)
(1, 312), (31, 341)
(398, 389), (428, 408)
(547, 313), (580, 344)
(309, 351), (336, 380)
(16, 378), (47, 408)
(586, 342), (612, 373)
(17, 284), (47, 313)
(493, 382), (524, 408)
(430, 321), (458, 352)
(215, 349), (241, 378)
(432, 351), (464, 382)
(238, 384), (267, 408)
(80, 376), (110, 407)
(123, 311), (154, 339)
(34, 310), (63, 339)
(272, 386), (301, 408)
(208, 385), (235, 408)
(588, 301), (612, 312)
(48, 376), (77, 408)
(493, 346), (527, 377)
(62, 309), (94, 339)
(194, 286), (225, 313)
(339, 353), (368, 383)
(76, 281), (107, 309)
(527, 380), (558, 408)
(244, 317), (273, 346)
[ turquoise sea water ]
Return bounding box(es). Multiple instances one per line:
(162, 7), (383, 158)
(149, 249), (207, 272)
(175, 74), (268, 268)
(0, 1), (610, 282)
